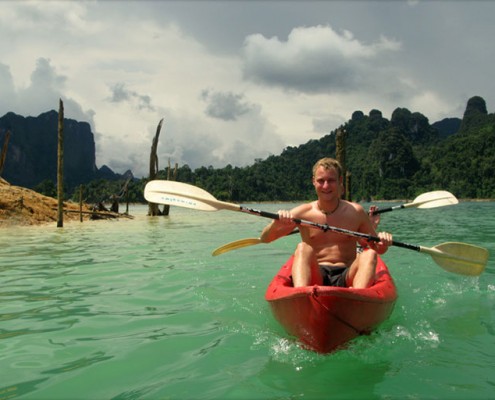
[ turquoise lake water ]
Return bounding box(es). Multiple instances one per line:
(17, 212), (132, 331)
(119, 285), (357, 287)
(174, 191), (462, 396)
(1, 201), (494, 399)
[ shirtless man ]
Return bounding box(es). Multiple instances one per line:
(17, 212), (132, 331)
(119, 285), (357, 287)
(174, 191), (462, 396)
(260, 157), (392, 289)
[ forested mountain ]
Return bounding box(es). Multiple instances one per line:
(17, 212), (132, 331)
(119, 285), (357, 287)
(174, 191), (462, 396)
(429, 97), (494, 198)
(171, 95), (494, 201)
(1, 96), (494, 202)
(0, 111), (131, 190)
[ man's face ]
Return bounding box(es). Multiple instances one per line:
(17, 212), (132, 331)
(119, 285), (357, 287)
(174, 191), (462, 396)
(312, 166), (341, 199)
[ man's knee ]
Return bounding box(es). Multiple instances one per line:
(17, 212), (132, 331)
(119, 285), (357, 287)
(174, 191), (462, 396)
(294, 241), (314, 258)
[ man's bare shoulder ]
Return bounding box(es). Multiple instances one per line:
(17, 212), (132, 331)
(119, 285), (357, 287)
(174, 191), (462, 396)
(341, 200), (366, 214)
(291, 202), (315, 217)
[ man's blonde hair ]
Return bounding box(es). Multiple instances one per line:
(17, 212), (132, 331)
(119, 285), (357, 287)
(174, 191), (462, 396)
(312, 157), (343, 178)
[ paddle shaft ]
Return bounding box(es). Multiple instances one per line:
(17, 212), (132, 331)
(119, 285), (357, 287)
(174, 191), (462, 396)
(237, 205), (427, 252)
(234, 204), (486, 274)
(145, 185), (418, 250)
(372, 204), (407, 215)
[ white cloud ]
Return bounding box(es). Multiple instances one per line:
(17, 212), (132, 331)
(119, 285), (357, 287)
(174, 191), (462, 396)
(0, 57), (94, 127)
(242, 25), (401, 93)
(0, 64), (16, 109)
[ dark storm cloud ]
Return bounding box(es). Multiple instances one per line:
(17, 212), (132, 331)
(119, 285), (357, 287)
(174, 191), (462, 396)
(200, 89), (259, 121)
(107, 83), (155, 112)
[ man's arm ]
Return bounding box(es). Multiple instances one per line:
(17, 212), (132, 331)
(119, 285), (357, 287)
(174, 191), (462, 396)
(260, 210), (297, 243)
(368, 205), (380, 230)
(357, 204), (392, 254)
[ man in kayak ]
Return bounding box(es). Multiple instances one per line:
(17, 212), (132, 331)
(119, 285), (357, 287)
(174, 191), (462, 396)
(260, 157), (392, 289)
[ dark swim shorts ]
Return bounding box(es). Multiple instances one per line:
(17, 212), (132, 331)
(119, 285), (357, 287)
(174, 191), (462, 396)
(320, 265), (349, 287)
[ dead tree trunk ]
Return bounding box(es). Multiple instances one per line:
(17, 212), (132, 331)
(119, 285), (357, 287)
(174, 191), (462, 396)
(148, 119), (164, 216)
(162, 159), (178, 216)
(119, 177), (131, 215)
(125, 188), (129, 215)
(0, 129), (11, 177)
(335, 127), (351, 200)
(57, 99), (64, 228)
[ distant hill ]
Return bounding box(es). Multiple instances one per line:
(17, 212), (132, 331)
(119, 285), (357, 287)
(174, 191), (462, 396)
(432, 118), (461, 138)
(0, 111), (131, 190)
(172, 96), (495, 200)
(1, 96), (494, 202)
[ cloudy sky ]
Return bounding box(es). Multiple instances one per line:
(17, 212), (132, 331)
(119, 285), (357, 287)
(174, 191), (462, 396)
(1, 1), (493, 177)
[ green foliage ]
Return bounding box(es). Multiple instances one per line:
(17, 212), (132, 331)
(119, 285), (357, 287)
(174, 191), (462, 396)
(432, 113), (495, 198)
(34, 179), (57, 198)
(53, 96), (495, 203)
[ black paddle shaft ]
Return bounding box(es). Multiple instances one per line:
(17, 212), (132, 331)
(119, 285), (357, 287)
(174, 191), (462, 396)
(371, 205), (405, 215)
(238, 206), (422, 252)
(239, 206), (379, 240)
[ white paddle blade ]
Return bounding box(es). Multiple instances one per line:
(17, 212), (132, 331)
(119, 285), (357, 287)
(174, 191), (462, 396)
(146, 180), (216, 199)
(425, 242), (489, 276)
(413, 190), (458, 209)
(144, 180), (219, 211)
(212, 238), (262, 256)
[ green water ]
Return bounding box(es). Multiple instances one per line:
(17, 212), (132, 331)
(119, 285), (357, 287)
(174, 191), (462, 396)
(1, 202), (494, 399)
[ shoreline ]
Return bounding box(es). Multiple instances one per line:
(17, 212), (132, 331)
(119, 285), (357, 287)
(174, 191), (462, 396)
(2, 179), (494, 228)
(0, 179), (130, 228)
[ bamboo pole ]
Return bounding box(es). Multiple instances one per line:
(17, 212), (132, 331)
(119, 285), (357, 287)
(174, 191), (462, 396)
(57, 99), (64, 228)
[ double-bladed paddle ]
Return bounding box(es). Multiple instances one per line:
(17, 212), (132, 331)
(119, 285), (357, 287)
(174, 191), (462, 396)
(213, 190), (458, 256)
(144, 180), (488, 276)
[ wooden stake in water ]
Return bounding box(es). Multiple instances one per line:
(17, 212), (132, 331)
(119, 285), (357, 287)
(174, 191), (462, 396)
(57, 99), (64, 228)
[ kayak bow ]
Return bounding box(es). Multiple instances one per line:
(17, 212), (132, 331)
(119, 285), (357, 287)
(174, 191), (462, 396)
(265, 254), (397, 353)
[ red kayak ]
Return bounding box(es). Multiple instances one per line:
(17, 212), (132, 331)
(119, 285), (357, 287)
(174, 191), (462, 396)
(265, 254), (397, 353)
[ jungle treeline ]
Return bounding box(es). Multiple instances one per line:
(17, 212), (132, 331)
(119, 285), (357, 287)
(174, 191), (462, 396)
(37, 96), (495, 204)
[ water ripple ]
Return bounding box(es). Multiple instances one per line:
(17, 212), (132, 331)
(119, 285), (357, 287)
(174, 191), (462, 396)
(1, 203), (494, 399)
